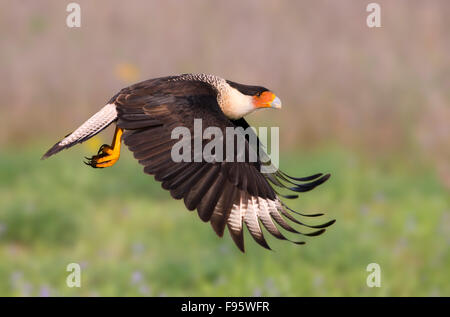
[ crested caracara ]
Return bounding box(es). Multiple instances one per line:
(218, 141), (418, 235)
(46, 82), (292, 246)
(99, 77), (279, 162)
(42, 73), (334, 252)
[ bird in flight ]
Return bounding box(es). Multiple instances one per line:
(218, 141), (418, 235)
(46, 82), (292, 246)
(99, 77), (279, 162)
(42, 73), (334, 252)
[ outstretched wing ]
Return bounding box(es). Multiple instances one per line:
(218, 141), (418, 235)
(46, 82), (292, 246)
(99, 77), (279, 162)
(113, 78), (333, 252)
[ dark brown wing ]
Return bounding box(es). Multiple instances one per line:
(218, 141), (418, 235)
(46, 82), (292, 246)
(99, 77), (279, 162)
(113, 78), (333, 252)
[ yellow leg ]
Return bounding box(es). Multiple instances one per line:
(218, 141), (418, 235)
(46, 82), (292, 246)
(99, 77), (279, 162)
(85, 127), (123, 168)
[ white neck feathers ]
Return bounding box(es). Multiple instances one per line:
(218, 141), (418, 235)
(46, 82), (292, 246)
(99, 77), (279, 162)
(218, 86), (254, 120)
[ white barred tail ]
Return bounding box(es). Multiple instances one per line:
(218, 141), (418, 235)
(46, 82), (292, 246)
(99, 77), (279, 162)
(42, 104), (118, 159)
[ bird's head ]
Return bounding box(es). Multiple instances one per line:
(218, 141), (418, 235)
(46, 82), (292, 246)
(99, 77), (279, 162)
(225, 80), (282, 119)
(252, 90), (282, 110)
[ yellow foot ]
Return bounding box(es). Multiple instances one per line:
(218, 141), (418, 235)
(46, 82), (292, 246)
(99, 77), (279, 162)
(85, 144), (120, 168)
(84, 127), (123, 169)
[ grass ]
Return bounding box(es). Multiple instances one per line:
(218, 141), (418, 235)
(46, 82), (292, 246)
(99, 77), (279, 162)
(0, 141), (449, 296)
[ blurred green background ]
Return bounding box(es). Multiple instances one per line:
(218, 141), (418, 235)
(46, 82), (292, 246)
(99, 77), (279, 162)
(0, 0), (449, 296)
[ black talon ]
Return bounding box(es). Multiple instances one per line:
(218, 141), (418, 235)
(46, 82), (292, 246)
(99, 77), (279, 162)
(83, 154), (99, 168)
(98, 144), (111, 155)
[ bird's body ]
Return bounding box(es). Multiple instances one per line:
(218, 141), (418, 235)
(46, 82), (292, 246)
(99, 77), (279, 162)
(43, 73), (333, 252)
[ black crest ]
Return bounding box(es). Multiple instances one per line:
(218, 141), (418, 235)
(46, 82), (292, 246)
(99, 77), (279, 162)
(226, 80), (269, 96)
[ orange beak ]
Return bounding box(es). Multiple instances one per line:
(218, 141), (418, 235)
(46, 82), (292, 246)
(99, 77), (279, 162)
(253, 91), (282, 109)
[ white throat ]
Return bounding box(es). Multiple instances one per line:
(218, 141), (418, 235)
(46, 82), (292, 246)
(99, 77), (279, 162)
(219, 86), (254, 120)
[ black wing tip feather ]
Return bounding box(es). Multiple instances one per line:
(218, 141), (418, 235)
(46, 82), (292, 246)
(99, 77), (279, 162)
(287, 173), (331, 192)
(303, 228), (327, 237)
(280, 194), (299, 199)
(283, 172), (323, 181)
(271, 171), (331, 195)
(306, 219), (336, 229)
(251, 233), (272, 251)
(230, 231), (245, 253)
(212, 225), (225, 237)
